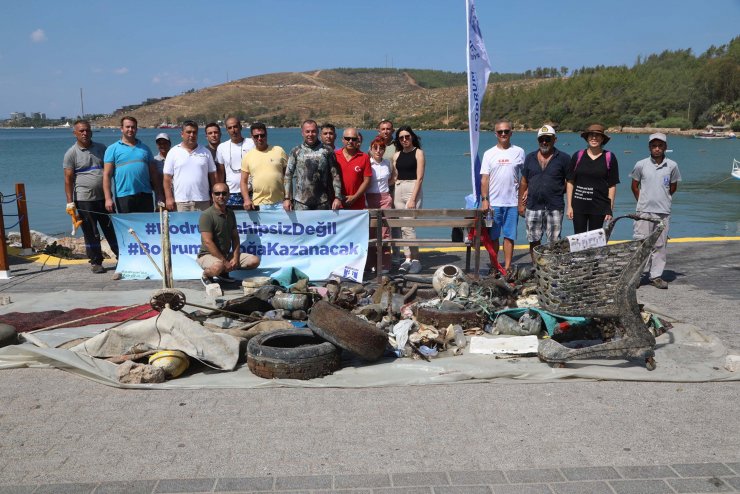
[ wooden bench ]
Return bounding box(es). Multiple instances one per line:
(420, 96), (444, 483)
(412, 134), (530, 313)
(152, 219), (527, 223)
(368, 208), (483, 281)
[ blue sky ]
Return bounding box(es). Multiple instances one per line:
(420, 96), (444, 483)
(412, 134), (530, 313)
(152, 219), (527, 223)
(2, 0), (738, 119)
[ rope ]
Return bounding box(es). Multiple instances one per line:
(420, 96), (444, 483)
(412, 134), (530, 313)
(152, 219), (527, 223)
(4, 219), (20, 229)
(0, 193), (19, 203)
(707, 176), (732, 187)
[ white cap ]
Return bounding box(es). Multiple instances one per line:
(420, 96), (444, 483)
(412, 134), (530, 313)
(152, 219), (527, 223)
(155, 133), (171, 142)
(648, 132), (667, 143)
(537, 125), (556, 137)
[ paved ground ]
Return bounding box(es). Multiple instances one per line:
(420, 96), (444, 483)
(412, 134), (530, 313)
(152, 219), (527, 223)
(0, 240), (738, 493)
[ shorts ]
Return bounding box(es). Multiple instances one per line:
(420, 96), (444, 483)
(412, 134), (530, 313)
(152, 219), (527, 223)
(176, 200), (210, 212)
(525, 209), (563, 243)
(196, 254), (255, 271)
(488, 206), (518, 241)
(256, 202), (283, 211)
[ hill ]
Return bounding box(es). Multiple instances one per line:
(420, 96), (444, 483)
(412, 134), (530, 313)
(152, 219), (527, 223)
(97, 68), (548, 130)
(98, 36), (739, 131)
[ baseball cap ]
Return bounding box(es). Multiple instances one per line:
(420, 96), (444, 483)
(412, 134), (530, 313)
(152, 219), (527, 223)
(648, 132), (667, 143)
(155, 133), (171, 142)
(537, 125), (556, 137)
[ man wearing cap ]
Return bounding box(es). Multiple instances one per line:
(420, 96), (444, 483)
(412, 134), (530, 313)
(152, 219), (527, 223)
(216, 117), (255, 210)
(518, 125), (571, 263)
(630, 133), (681, 289)
(163, 121), (217, 212)
(153, 132), (171, 203)
(480, 119), (525, 273)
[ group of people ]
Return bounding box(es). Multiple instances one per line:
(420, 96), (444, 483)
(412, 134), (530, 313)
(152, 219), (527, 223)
(480, 120), (680, 289)
(63, 115), (680, 288)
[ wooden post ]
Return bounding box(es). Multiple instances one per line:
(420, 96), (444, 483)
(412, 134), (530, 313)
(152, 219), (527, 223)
(15, 183), (32, 252)
(0, 200), (10, 279)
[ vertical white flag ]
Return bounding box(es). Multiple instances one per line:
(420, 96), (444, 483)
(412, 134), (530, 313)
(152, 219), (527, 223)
(466, 0), (491, 199)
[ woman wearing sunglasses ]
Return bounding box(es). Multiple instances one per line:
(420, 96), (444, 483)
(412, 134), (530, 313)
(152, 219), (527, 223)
(391, 126), (425, 274)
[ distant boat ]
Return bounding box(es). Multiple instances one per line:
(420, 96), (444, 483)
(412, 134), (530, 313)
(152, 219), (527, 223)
(694, 126), (736, 139)
(732, 159), (740, 180)
(157, 122), (178, 129)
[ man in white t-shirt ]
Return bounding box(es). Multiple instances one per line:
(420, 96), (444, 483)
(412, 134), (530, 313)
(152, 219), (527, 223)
(480, 118), (525, 273)
(216, 117), (255, 210)
(163, 121), (217, 212)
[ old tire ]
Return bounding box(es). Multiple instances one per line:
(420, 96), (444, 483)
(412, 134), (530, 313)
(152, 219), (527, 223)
(247, 328), (340, 380)
(0, 324), (17, 347)
(308, 300), (388, 361)
(415, 306), (482, 329)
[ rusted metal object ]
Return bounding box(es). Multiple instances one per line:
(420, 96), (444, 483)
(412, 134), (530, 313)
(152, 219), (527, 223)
(308, 300), (388, 361)
(533, 215), (664, 369)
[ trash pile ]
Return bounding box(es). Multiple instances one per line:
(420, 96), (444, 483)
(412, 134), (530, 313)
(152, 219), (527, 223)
(11, 255), (670, 384)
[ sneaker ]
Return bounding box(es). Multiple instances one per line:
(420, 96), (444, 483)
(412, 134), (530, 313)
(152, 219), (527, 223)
(398, 259), (412, 272)
(201, 275), (214, 287)
(90, 264), (105, 274)
(215, 272), (240, 284)
(408, 259), (422, 274)
(650, 277), (668, 289)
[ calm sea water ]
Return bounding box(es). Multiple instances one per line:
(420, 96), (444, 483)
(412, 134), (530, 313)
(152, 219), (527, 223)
(1, 127), (738, 241)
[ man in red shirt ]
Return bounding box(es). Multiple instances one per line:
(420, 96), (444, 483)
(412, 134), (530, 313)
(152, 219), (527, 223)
(335, 127), (372, 210)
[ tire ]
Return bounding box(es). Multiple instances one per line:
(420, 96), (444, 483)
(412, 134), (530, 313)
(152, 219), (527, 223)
(247, 328), (340, 380)
(0, 324), (18, 347)
(308, 300), (388, 362)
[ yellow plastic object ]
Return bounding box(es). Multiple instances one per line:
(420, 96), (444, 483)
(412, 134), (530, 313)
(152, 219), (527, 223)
(66, 204), (83, 235)
(148, 350), (189, 378)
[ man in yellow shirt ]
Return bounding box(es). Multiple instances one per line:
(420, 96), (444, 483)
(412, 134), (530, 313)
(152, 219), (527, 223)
(240, 122), (288, 210)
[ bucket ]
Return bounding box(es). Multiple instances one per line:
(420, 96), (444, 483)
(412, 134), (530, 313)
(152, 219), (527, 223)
(148, 350), (190, 378)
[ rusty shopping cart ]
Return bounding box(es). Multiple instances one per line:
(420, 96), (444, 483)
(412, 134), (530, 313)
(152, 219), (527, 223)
(533, 214), (664, 370)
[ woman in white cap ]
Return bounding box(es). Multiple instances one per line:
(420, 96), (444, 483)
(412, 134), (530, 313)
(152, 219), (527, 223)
(566, 124), (620, 233)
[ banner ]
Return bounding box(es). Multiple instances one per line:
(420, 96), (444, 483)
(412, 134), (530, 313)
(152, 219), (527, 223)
(111, 210), (369, 282)
(466, 0), (492, 200)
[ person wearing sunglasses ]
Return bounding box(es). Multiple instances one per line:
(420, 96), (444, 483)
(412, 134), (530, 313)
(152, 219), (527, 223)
(216, 117), (255, 210)
(518, 125), (571, 264)
(391, 126), (425, 274)
(629, 133), (681, 290)
(480, 119), (525, 274)
(163, 120), (217, 212)
(566, 123), (620, 233)
(197, 183), (260, 287)
(240, 122), (288, 211)
(283, 119), (344, 211)
(336, 127), (372, 210)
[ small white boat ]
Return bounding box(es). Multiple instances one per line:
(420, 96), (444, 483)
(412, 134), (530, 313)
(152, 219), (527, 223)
(732, 159), (740, 180)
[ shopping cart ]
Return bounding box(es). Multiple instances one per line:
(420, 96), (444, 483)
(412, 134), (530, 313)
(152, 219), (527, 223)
(533, 214), (664, 370)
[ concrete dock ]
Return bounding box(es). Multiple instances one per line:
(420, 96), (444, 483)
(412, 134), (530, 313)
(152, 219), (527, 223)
(0, 240), (738, 493)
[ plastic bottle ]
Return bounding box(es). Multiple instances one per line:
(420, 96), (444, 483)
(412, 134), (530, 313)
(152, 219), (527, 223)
(518, 312), (542, 335)
(452, 324), (467, 348)
(493, 314), (522, 335)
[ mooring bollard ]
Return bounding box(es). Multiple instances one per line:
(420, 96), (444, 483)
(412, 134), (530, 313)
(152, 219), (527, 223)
(15, 183), (32, 255)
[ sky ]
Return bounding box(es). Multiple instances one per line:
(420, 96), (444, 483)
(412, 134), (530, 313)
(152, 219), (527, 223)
(2, 0), (738, 119)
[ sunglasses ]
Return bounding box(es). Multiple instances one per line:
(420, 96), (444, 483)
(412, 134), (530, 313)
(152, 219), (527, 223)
(343, 136), (359, 142)
(252, 133), (266, 139)
(538, 136), (553, 143)
(398, 134), (412, 140)
(212, 191), (229, 196)
(496, 129), (511, 136)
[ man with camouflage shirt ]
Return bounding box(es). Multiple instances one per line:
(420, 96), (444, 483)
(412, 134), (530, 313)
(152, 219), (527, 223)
(283, 119), (343, 211)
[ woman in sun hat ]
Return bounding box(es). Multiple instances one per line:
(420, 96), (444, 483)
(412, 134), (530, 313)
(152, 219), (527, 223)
(566, 124), (620, 233)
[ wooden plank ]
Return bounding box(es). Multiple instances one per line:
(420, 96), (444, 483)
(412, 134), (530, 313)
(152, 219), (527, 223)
(368, 208), (478, 218)
(384, 219), (476, 228)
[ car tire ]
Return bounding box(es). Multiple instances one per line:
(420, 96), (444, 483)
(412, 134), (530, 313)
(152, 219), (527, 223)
(0, 324), (18, 347)
(247, 328), (340, 380)
(308, 300), (388, 361)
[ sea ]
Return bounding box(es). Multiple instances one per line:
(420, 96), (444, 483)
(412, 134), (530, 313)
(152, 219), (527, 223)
(1, 127), (738, 242)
